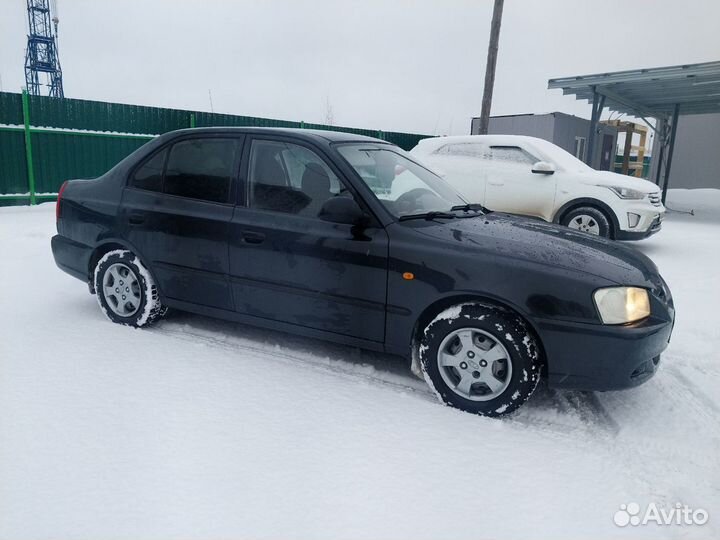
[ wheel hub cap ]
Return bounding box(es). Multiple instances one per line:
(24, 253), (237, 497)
(437, 328), (512, 401)
(102, 263), (141, 317)
(568, 214), (600, 235)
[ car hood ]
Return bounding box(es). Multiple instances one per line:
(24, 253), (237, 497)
(413, 212), (659, 285)
(575, 170), (659, 193)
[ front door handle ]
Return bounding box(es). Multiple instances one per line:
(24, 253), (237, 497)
(488, 181), (504, 186)
(127, 213), (145, 225)
(242, 231), (265, 244)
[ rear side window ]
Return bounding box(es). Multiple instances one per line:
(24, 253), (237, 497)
(132, 149), (167, 192)
(163, 138), (238, 203)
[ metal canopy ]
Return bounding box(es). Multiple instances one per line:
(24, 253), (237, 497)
(547, 61), (720, 203)
(548, 61), (720, 117)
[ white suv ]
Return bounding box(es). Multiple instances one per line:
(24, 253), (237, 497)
(410, 135), (665, 240)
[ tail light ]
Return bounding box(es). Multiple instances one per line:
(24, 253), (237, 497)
(56, 181), (68, 222)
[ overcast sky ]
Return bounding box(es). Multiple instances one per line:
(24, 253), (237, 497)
(1, 0), (719, 135)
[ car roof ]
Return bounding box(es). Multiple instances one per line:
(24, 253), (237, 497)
(163, 126), (388, 146)
(414, 134), (549, 150)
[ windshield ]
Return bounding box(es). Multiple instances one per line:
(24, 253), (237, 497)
(336, 143), (466, 218)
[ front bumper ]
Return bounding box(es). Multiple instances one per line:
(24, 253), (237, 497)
(615, 198), (665, 240)
(536, 290), (675, 391)
(616, 213), (663, 241)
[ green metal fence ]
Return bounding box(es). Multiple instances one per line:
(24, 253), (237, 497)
(0, 90), (430, 206)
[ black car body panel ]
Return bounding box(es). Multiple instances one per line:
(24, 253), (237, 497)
(52, 127), (675, 392)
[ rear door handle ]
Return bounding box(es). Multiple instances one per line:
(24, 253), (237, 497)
(242, 231), (265, 244)
(488, 181), (504, 186)
(127, 213), (145, 225)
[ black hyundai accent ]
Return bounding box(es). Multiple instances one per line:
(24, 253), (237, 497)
(51, 127), (675, 416)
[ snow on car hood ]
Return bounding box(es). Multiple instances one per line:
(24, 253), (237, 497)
(413, 212), (659, 286)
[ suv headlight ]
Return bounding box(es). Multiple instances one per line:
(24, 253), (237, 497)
(603, 186), (647, 200)
(594, 287), (650, 324)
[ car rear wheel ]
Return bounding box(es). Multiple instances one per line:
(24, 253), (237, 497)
(94, 249), (167, 327)
(561, 206), (611, 238)
(419, 303), (541, 417)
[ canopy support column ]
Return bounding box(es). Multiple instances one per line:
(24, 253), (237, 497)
(661, 104), (680, 204)
(653, 117), (668, 186)
(586, 88), (606, 167)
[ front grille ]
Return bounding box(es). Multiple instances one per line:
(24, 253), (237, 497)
(649, 192), (661, 206)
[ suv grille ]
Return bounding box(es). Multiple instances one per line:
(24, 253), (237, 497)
(649, 192), (661, 206)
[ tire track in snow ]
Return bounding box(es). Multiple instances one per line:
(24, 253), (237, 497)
(147, 318), (618, 438)
(150, 323), (437, 402)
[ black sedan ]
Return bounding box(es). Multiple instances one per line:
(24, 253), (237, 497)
(51, 127), (675, 416)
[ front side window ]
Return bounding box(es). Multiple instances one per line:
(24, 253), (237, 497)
(131, 148), (167, 192)
(488, 146), (536, 165)
(248, 140), (349, 217)
(163, 138), (238, 203)
(337, 143), (465, 218)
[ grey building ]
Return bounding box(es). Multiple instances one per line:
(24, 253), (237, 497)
(648, 113), (720, 189)
(471, 112), (618, 171)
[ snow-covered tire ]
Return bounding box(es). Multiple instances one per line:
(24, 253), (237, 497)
(561, 206), (612, 238)
(93, 249), (167, 327)
(419, 303), (541, 417)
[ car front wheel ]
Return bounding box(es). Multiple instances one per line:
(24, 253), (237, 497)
(419, 303), (541, 417)
(93, 249), (167, 327)
(561, 206), (612, 238)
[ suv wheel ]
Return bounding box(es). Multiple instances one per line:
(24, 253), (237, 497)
(561, 206), (611, 238)
(419, 303), (541, 417)
(93, 249), (167, 327)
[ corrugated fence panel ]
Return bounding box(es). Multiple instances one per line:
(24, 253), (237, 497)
(31, 133), (152, 193)
(0, 91), (431, 204)
(0, 93), (24, 125)
(0, 130), (29, 193)
(28, 94), (191, 134)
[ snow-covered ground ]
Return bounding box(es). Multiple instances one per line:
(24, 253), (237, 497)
(1, 189), (718, 540)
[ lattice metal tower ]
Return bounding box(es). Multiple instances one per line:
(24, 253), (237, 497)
(24, 0), (64, 97)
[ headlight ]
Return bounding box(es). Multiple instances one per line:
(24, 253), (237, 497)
(603, 186), (647, 200)
(594, 287), (650, 324)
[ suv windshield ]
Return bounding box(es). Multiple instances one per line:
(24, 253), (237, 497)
(337, 143), (467, 218)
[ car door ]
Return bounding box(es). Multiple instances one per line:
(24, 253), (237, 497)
(228, 136), (389, 343)
(120, 135), (243, 310)
(482, 145), (557, 220)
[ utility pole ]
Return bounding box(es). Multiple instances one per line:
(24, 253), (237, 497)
(477, 0), (504, 134)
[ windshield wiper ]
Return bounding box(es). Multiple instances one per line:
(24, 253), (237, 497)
(399, 211), (457, 221)
(451, 203), (489, 214)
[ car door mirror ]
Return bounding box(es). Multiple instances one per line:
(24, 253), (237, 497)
(319, 196), (366, 225)
(531, 161), (555, 175)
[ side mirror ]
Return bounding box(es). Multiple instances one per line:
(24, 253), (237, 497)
(319, 197), (366, 225)
(531, 161), (555, 175)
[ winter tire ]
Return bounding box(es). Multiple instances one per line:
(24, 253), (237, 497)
(419, 303), (541, 417)
(561, 206), (612, 238)
(94, 249), (167, 327)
